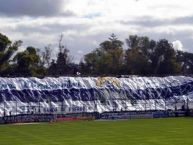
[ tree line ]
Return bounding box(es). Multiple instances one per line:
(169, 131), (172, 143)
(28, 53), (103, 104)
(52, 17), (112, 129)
(0, 32), (193, 78)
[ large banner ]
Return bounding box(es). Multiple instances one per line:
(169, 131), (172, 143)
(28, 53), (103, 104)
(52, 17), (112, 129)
(0, 76), (193, 116)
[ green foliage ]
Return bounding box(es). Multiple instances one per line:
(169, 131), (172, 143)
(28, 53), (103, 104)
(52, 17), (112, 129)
(12, 46), (45, 77)
(0, 32), (192, 77)
(153, 39), (181, 75)
(125, 48), (152, 75)
(0, 33), (22, 76)
(48, 48), (70, 76)
(125, 36), (181, 76)
(83, 34), (124, 76)
(40, 45), (52, 67)
(0, 33), (11, 52)
(47, 34), (74, 76)
(82, 34), (183, 76)
(176, 51), (193, 74)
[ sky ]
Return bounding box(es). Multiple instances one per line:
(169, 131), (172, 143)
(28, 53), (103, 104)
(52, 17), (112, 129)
(0, 0), (193, 62)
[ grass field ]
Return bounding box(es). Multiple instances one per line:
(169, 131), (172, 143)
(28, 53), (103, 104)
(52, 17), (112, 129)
(0, 118), (193, 145)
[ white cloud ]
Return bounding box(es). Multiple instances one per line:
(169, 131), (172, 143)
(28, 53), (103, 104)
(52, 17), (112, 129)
(1, 0), (193, 62)
(172, 40), (184, 51)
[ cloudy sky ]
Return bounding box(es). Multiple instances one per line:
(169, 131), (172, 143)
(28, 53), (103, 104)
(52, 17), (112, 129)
(0, 0), (193, 62)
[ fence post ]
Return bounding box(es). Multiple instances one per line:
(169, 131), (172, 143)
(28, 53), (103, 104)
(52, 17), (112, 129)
(3, 99), (6, 117)
(38, 99), (41, 114)
(16, 100), (17, 115)
(164, 98), (167, 111)
(145, 100), (147, 112)
(186, 98), (189, 110)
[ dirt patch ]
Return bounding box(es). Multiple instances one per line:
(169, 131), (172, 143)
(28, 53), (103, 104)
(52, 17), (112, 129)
(13, 122), (42, 125)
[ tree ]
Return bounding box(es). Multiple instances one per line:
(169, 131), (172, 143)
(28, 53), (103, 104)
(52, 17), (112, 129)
(176, 51), (193, 74)
(0, 32), (190, 77)
(100, 33), (123, 51)
(47, 34), (73, 76)
(40, 45), (52, 68)
(83, 34), (124, 76)
(0, 33), (22, 76)
(125, 35), (154, 75)
(125, 48), (151, 75)
(55, 48), (69, 75)
(153, 39), (181, 75)
(125, 36), (181, 76)
(12, 46), (45, 77)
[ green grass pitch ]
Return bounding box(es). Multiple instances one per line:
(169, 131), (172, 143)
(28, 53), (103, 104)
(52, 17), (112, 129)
(0, 118), (193, 145)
